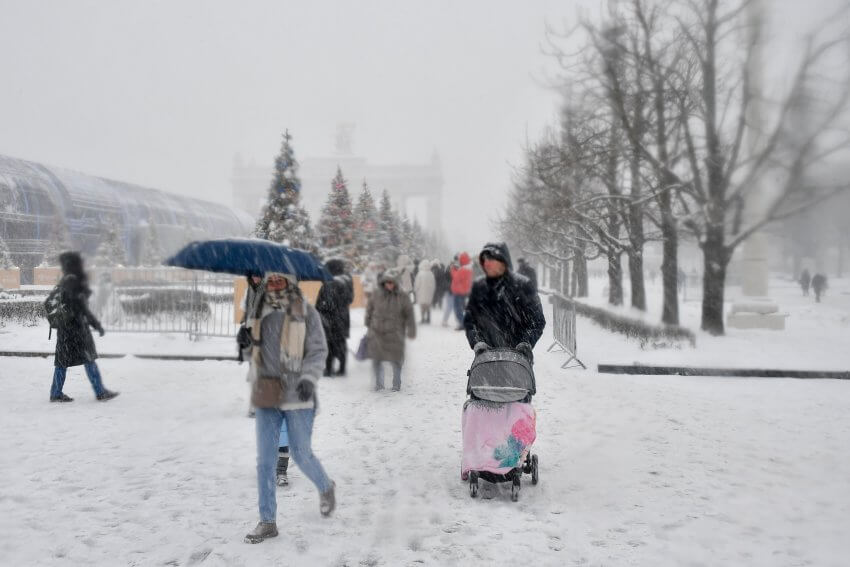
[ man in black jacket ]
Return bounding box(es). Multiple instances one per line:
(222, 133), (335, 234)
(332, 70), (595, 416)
(315, 259), (354, 376)
(462, 243), (545, 361)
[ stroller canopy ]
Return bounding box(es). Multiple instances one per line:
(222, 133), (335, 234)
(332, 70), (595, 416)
(467, 348), (536, 403)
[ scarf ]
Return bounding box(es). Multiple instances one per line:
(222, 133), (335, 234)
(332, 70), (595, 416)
(249, 279), (307, 374)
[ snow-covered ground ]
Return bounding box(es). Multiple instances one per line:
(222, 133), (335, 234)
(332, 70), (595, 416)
(1, 278), (848, 565)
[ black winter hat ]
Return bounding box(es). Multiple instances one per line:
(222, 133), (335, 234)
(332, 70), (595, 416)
(479, 242), (513, 271)
(325, 259), (346, 276)
(58, 251), (84, 277)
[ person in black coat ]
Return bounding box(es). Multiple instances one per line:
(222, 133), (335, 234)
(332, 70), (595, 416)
(463, 243), (545, 362)
(48, 251), (119, 402)
(315, 259), (354, 376)
(516, 258), (538, 292)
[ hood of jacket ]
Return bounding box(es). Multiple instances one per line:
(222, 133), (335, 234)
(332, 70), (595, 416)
(418, 259), (432, 271)
(379, 268), (401, 287)
(478, 242), (512, 271)
(458, 252), (471, 266)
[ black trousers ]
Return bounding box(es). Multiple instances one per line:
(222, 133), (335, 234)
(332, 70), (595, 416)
(325, 336), (347, 374)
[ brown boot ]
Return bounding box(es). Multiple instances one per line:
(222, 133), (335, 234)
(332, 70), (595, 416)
(244, 522), (278, 544)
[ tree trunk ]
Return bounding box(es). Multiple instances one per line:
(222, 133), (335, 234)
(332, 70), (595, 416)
(628, 248), (646, 310)
(660, 216), (679, 325)
(575, 252), (588, 297)
(607, 247), (623, 306)
(700, 229), (729, 335)
(561, 260), (571, 295)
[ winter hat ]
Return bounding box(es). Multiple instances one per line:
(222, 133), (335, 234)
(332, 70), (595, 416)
(479, 242), (513, 271)
(325, 259), (346, 276)
(59, 251), (84, 277)
(380, 268), (401, 286)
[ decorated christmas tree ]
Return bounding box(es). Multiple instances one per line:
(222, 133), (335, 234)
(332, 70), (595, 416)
(352, 180), (380, 268)
(255, 130), (318, 252)
(317, 167), (356, 263)
(372, 189), (399, 264)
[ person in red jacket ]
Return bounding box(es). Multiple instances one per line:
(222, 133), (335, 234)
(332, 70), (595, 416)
(449, 251), (474, 331)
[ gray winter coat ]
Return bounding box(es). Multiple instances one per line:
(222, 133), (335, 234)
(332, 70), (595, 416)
(247, 286), (328, 411)
(365, 273), (416, 363)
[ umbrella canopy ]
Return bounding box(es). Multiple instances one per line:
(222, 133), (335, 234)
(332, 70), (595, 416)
(163, 238), (332, 281)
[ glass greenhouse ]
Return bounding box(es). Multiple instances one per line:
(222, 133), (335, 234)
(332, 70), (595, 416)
(0, 154), (254, 282)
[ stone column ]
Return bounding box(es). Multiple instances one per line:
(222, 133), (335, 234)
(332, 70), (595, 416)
(727, 0), (785, 330)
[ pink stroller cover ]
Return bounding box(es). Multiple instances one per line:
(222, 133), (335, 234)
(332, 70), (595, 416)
(462, 400), (536, 476)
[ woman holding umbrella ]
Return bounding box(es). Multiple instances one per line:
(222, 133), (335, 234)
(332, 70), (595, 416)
(243, 271), (336, 544)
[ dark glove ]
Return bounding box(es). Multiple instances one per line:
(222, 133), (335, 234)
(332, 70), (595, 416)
(296, 380), (314, 402)
(236, 326), (252, 349)
(516, 342), (533, 362)
(96, 326), (105, 337)
(473, 341), (490, 355)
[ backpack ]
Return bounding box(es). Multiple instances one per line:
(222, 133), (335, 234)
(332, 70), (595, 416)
(44, 284), (71, 338)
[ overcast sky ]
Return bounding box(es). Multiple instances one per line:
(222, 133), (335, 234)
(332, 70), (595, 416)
(1, 0), (846, 252)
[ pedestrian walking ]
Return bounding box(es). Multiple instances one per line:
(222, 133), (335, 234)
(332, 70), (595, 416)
(430, 260), (445, 308)
(46, 252), (119, 403)
(238, 273), (291, 484)
(243, 272), (335, 544)
(799, 269), (811, 296)
(441, 256), (458, 327)
(463, 242), (546, 359)
(414, 259), (436, 324)
(365, 269), (416, 391)
(396, 254), (415, 301)
(516, 258), (538, 292)
(315, 259), (354, 377)
(812, 273), (828, 303)
(450, 252), (474, 331)
(362, 261), (379, 305)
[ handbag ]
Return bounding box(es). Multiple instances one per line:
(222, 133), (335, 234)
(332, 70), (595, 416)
(354, 334), (369, 361)
(251, 375), (286, 408)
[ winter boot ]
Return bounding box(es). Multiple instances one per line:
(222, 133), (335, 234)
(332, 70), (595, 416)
(96, 390), (120, 402)
(50, 393), (74, 403)
(276, 449), (289, 486)
(244, 521), (278, 544)
(320, 481), (336, 517)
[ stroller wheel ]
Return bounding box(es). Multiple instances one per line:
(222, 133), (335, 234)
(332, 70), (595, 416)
(531, 454), (539, 485)
(469, 472), (479, 498)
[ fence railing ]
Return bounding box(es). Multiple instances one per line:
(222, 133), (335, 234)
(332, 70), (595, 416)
(90, 268), (238, 339)
(546, 293), (586, 369)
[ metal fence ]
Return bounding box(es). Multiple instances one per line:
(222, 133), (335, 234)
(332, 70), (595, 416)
(546, 293), (586, 369)
(89, 268), (238, 339)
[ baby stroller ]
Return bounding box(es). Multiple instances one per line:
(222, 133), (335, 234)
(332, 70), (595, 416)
(461, 347), (539, 502)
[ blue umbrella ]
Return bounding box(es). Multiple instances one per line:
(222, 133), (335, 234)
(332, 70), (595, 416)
(163, 238), (332, 281)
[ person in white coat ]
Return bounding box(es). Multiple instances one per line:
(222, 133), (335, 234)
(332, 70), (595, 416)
(413, 259), (436, 324)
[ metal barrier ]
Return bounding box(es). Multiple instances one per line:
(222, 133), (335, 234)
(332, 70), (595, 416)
(89, 268), (237, 339)
(547, 293), (586, 369)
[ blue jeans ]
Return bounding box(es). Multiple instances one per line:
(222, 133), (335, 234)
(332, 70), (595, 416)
(256, 407), (331, 523)
(50, 363), (105, 398)
(279, 417), (288, 449)
(441, 293), (454, 324)
(453, 294), (467, 326)
(373, 360), (402, 390)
